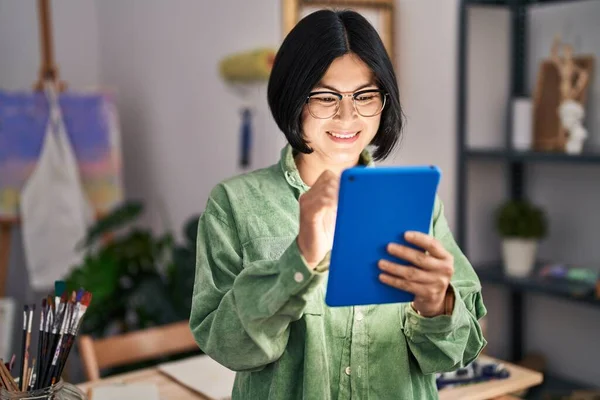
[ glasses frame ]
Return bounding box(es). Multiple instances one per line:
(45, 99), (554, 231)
(305, 89), (389, 119)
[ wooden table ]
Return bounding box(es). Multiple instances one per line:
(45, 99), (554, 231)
(78, 354), (542, 400)
(439, 355), (544, 400)
(78, 367), (209, 400)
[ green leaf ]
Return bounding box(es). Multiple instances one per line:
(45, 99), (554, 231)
(495, 200), (548, 238)
(77, 201), (144, 250)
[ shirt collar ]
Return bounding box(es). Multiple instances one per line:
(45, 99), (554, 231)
(279, 144), (374, 192)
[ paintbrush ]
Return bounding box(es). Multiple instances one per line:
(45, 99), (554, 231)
(33, 298), (46, 391)
(36, 297), (51, 390)
(21, 305), (33, 390)
(0, 359), (18, 392)
(26, 358), (36, 391)
(40, 292), (66, 388)
(47, 292), (75, 386)
(56, 290), (92, 379)
(54, 291), (80, 381)
(3, 354), (15, 374)
(18, 305), (28, 391)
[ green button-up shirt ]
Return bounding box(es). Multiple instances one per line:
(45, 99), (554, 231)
(190, 145), (487, 399)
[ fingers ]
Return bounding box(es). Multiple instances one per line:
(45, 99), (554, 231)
(299, 170), (339, 213)
(379, 273), (419, 295)
(379, 272), (448, 306)
(386, 242), (444, 271)
(378, 260), (435, 283)
(404, 231), (450, 260)
(314, 170), (339, 194)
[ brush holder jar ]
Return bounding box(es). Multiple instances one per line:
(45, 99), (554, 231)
(0, 380), (87, 400)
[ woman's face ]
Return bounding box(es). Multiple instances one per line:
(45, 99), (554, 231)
(301, 53), (382, 166)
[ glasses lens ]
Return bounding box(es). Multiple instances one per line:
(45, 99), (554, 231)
(355, 91), (385, 117)
(307, 93), (340, 119)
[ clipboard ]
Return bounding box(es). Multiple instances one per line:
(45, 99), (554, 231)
(325, 165), (441, 307)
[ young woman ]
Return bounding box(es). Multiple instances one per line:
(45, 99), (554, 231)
(190, 9), (486, 399)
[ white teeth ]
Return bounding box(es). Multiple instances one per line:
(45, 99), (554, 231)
(329, 132), (358, 139)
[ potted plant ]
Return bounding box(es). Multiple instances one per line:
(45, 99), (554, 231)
(495, 199), (548, 277)
(65, 201), (200, 337)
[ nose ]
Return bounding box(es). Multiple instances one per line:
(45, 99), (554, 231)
(334, 96), (357, 121)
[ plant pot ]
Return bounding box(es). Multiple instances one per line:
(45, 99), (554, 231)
(502, 238), (538, 278)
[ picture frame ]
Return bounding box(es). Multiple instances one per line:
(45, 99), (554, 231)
(282, 0), (395, 63)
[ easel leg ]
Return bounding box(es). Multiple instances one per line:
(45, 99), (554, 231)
(0, 222), (12, 298)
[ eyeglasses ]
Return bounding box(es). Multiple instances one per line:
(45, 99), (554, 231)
(306, 89), (388, 119)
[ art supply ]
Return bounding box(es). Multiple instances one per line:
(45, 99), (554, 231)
(0, 281), (92, 394)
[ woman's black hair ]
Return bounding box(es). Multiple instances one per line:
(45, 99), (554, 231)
(267, 9), (404, 161)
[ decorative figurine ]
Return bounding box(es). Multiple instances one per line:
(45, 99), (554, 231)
(550, 36), (590, 155)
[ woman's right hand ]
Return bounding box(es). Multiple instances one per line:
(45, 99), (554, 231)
(297, 170), (339, 269)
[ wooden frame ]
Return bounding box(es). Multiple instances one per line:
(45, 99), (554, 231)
(282, 0), (395, 62)
(532, 55), (594, 152)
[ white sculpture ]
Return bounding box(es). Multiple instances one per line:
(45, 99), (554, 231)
(551, 36), (590, 154)
(558, 99), (587, 154)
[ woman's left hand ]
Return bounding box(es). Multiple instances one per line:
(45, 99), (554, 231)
(378, 231), (454, 317)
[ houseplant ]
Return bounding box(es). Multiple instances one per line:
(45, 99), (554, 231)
(495, 199), (548, 277)
(64, 201), (200, 337)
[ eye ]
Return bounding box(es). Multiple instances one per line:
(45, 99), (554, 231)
(312, 95), (337, 103)
(318, 97), (337, 103)
(356, 94), (377, 102)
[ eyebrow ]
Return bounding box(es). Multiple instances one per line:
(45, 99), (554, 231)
(315, 82), (377, 92)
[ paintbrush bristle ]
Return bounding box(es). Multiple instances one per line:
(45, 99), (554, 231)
(76, 289), (84, 303)
(54, 281), (66, 297)
(70, 291), (76, 303)
(42, 298), (47, 308)
(81, 292), (92, 307)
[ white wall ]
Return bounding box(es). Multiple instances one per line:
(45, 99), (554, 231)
(392, 0), (459, 231)
(0, 0), (99, 89)
(95, 0), (286, 235)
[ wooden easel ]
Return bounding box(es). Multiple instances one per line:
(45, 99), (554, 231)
(0, 0), (66, 298)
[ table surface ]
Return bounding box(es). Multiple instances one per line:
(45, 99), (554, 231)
(438, 355), (543, 400)
(78, 354), (543, 400)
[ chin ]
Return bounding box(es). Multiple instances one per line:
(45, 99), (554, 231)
(325, 146), (364, 165)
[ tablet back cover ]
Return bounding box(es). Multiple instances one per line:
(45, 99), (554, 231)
(325, 166), (441, 307)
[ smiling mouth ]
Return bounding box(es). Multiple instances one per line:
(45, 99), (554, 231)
(327, 131), (360, 139)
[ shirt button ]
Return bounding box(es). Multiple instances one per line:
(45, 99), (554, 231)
(356, 311), (364, 321)
(345, 366), (351, 376)
(294, 272), (304, 283)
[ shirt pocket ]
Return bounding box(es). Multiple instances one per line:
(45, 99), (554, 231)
(304, 284), (324, 316)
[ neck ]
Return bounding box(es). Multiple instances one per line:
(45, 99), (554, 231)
(295, 153), (361, 187)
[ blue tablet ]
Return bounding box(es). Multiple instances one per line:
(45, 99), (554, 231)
(325, 165), (441, 307)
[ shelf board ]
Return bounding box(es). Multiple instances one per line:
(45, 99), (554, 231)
(464, 148), (600, 164)
(476, 263), (600, 308)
